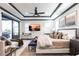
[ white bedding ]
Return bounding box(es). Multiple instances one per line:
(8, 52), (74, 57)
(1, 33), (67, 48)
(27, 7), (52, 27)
(36, 35), (70, 54)
(37, 35), (70, 48)
(37, 35), (53, 48)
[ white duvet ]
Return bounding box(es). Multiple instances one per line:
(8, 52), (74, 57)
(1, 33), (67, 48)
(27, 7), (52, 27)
(37, 35), (53, 48)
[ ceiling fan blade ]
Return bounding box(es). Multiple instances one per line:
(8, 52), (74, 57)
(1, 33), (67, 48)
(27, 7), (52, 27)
(38, 12), (45, 14)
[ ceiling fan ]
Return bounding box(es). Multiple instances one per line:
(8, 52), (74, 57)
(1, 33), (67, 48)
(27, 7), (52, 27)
(29, 7), (45, 16)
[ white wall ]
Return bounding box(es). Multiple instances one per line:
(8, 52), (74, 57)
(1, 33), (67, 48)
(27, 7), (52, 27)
(20, 20), (54, 38)
(54, 4), (79, 30)
(0, 10), (2, 36)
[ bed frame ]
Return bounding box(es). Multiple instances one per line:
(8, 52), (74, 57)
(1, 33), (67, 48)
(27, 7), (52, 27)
(58, 28), (77, 39)
(36, 28), (77, 56)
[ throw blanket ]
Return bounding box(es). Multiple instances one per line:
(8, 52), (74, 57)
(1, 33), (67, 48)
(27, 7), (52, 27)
(37, 35), (53, 48)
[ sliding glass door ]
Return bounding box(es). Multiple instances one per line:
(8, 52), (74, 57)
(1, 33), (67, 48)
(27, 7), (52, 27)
(2, 20), (12, 39)
(2, 19), (20, 39)
(12, 21), (20, 39)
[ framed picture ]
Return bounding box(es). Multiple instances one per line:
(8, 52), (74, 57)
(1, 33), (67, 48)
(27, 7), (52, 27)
(65, 11), (77, 26)
(59, 17), (66, 27)
(29, 24), (40, 31)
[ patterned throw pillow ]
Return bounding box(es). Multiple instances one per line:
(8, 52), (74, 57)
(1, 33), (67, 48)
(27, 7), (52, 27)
(58, 32), (63, 39)
(49, 33), (53, 38)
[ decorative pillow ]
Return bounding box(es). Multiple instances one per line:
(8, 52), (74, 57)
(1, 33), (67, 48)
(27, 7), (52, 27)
(62, 33), (68, 40)
(55, 32), (59, 39)
(5, 46), (11, 53)
(5, 40), (11, 46)
(0, 36), (11, 46)
(58, 32), (63, 39)
(49, 33), (53, 38)
(49, 32), (63, 39)
(53, 32), (58, 39)
(1, 36), (7, 40)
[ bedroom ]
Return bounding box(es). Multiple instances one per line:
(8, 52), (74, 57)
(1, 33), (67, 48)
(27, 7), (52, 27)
(0, 3), (79, 56)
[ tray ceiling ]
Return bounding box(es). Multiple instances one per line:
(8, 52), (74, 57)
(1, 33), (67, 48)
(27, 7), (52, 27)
(0, 3), (77, 20)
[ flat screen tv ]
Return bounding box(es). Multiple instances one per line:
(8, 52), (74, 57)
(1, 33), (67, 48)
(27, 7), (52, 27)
(29, 24), (40, 31)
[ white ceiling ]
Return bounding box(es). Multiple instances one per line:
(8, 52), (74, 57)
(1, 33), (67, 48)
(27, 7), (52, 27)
(51, 3), (74, 19)
(0, 3), (76, 20)
(12, 3), (59, 16)
(0, 3), (23, 19)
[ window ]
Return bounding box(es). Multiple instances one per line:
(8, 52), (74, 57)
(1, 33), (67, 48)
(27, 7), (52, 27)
(13, 21), (19, 39)
(2, 19), (20, 39)
(2, 20), (12, 39)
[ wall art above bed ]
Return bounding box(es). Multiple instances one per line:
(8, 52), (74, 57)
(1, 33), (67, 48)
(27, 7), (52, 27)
(59, 17), (66, 27)
(65, 11), (77, 26)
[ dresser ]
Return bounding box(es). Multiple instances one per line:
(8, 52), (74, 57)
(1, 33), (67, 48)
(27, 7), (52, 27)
(70, 39), (79, 55)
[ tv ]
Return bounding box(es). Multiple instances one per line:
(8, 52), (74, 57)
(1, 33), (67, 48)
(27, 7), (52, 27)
(29, 24), (40, 31)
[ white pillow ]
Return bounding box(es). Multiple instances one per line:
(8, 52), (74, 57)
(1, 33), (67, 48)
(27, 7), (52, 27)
(11, 42), (18, 47)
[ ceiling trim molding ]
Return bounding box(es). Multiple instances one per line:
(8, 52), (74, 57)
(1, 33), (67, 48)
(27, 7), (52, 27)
(2, 12), (20, 22)
(54, 3), (78, 20)
(8, 3), (64, 18)
(24, 15), (50, 17)
(21, 19), (53, 21)
(9, 3), (51, 17)
(2, 12), (14, 20)
(9, 3), (24, 17)
(0, 6), (21, 20)
(50, 3), (62, 17)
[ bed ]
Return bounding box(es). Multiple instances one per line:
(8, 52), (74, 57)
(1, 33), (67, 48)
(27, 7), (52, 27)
(36, 28), (77, 55)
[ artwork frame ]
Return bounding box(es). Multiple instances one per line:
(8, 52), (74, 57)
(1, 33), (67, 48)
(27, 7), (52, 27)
(65, 11), (77, 26)
(59, 17), (66, 27)
(29, 24), (40, 31)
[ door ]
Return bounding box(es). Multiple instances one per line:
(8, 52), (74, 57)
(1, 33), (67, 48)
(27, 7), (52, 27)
(2, 20), (12, 39)
(12, 21), (20, 39)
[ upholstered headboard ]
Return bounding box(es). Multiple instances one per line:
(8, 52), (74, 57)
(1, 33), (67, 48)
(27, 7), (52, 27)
(58, 28), (77, 39)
